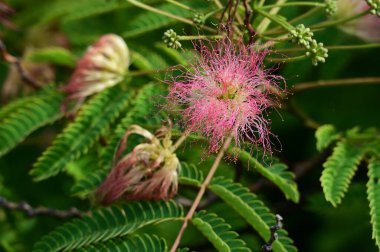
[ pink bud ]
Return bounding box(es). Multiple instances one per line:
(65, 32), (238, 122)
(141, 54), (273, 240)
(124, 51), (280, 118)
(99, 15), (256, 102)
(62, 34), (129, 100)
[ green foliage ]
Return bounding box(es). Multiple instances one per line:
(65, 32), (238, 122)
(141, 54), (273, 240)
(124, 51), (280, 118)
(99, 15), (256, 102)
(234, 148), (300, 203)
(75, 234), (167, 252)
(122, 2), (193, 38)
(32, 200), (182, 251)
(30, 86), (133, 181)
(317, 126), (380, 250)
(25, 47), (77, 67)
(321, 139), (365, 206)
(315, 124), (340, 151)
(0, 90), (63, 157)
(367, 157), (380, 248)
(191, 211), (251, 252)
(209, 178), (297, 252)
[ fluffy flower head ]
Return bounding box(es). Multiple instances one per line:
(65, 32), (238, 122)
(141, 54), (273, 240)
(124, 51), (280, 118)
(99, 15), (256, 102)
(96, 125), (180, 205)
(62, 34), (129, 100)
(169, 40), (284, 153)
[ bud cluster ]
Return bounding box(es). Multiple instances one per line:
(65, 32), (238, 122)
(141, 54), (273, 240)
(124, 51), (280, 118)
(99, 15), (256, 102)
(163, 29), (182, 49)
(289, 24), (328, 65)
(325, 0), (338, 15)
(366, 0), (380, 16)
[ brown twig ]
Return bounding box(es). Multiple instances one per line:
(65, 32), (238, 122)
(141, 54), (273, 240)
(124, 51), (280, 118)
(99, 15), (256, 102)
(170, 135), (234, 252)
(0, 196), (82, 219)
(261, 214), (283, 251)
(242, 0), (256, 43)
(0, 40), (41, 89)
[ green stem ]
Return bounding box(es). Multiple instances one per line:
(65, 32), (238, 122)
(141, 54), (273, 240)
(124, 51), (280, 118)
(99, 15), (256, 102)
(287, 100), (320, 129)
(293, 77), (380, 92)
(267, 55), (307, 63)
(256, 0), (288, 33)
(260, 2), (325, 10)
(256, 8), (294, 32)
(311, 10), (369, 29)
(178, 35), (225, 41)
(165, 0), (192, 11)
(276, 43), (380, 53)
(125, 0), (216, 33)
(263, 7), (322, 35)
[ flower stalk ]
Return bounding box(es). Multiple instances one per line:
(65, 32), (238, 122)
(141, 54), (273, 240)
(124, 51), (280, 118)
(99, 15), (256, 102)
(170, 134), (234, 252)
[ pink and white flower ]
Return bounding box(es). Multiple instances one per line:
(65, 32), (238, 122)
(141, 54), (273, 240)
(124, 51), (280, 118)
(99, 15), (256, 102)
(62, 34), (129, 100)
(335, 0), (380, 42)
(168, 40), (284, 154)
(96, 125), (180, 205)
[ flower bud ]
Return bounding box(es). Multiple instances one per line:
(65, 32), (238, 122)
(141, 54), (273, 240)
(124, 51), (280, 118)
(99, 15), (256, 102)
(96, 125), (180, 205)
(62, 34), (129, 100)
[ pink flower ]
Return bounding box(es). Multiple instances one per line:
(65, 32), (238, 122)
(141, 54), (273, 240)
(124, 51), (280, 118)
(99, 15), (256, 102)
(62, 34), (129, 100)
(96, 125), (180, 205)
(168, 40), (284, 154)
(335, 0), (380, 42)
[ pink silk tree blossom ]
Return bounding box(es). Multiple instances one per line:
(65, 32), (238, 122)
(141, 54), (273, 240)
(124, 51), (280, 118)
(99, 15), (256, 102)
(61, 34), (129, 100)
(96, 125), (180, 205)
(168, 40), (285, 154)
(335, 0), (380, 42)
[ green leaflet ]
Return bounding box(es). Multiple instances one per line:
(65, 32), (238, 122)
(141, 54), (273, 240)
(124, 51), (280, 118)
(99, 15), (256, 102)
(26, 47), (77, 67)
(30, 86), (133, 181)
(32, 200), (182, 252)
(122, 2), (192, 38)
(192, 211), (251, 252)
(71, 83), (166, 197)
(0, 90), (63, 158)
(178, 162), (203, 187)
(315, 124), (340, 151)
(209, 178), (297, 252)
(367, 156), (380, 249)
(71, 169), (108, 197)
(233, 148), (300, 203)
(75, 234), (167, 252)
(321, 139), (365, 206)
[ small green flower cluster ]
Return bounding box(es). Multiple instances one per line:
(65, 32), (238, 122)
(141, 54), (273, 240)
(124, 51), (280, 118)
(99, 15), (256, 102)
(289, 24), (328, 65)
(193, 13), (205, 27)
(163, 29), (182, 49)
(366, 0), (380, 16)
(325, 0), (337, 15)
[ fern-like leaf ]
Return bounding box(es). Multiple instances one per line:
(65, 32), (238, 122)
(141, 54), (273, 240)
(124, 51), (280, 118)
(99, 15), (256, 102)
(321, 140), (365, 206)
(315, 124), (340, 151)
(71, 169), (108, 197)
(235, 149), (300, 203)
(26, 47), (77, 67)
(367, 156), (380, 249)
(75, 234), (167, 252)
(30, 86), (133, 181)
(178, 162), (203, 187)
(33, 200), (182, 252)
(0, 90), (63, 157)
(209, 178), (297, 252)
(192, 210), (251, 252)
(122, 2), (193, 38)
(101, 83), (166, 170)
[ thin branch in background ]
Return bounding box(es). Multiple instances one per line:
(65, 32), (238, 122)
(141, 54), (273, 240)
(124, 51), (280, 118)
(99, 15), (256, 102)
(242, 0), (256, 43)
(0, 196), (82, 219)
(261, 214), (283, 251)
(292, 77), (380, 93)
(0, 40), (41, 89)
